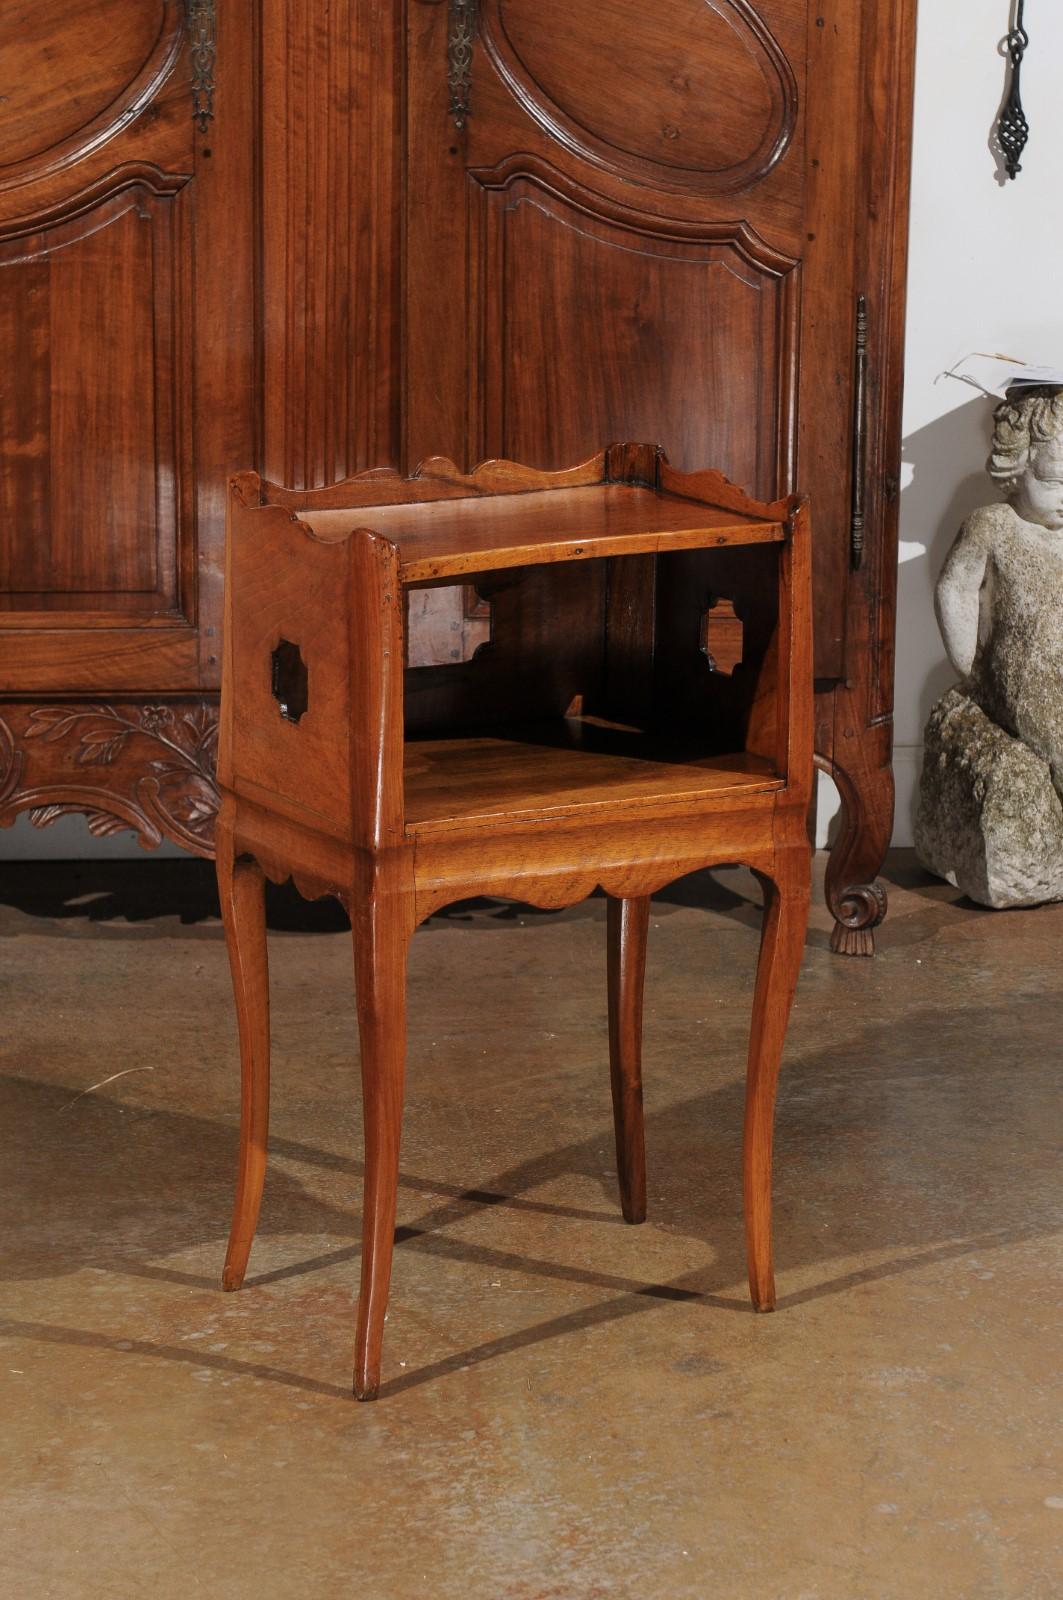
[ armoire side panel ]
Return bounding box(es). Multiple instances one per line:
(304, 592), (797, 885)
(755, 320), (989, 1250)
(0, 185), (184, 609)
(260, 0), (402, 488)
(470, 176), (796, 499)
(0, 0), (256, 688)
(0, 0), (256, 851)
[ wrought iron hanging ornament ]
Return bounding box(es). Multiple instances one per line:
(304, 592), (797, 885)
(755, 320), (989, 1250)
(998, 0), (1030, 180)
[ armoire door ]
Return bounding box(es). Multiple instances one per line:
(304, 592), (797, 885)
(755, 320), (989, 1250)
(0, 1), (256, 696)
(404, 0), (866, 683)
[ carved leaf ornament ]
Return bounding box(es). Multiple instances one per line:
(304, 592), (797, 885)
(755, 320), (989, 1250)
(0, 704), (221, 856)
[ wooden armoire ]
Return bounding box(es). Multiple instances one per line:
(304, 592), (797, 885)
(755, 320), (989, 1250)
(0, 0), (916, 954)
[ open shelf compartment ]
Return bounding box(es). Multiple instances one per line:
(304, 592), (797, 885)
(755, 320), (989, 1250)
(223, 446), (805, 849)
(403, 717), (781, 835)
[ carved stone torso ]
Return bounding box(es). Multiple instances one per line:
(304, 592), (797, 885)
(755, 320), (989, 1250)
(966, 505), (1063, 786)
(918, 493), (1063, 907)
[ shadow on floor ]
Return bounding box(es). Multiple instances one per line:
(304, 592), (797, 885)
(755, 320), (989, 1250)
(2, 978), (1059, 1396)
(0, 858), (766, 937)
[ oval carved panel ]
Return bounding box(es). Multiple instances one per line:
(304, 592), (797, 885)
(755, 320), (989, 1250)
(0, 0), (181, 182)
(482, 0), (798, 194)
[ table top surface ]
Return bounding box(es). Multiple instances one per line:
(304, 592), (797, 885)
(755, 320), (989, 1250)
(296, 484), (784, 582)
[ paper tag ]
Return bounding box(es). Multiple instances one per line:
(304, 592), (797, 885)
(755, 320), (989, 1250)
(941, 353), (1063, 400)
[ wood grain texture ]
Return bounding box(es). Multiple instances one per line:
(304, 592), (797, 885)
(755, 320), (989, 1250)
(606, 894), (650, 1226)
(401, 0), (915, 953)
(260, 0), (400, 484)
(351, 875), (414, 1401)
(0, 188), (173, 602)
(404, 735), (780, 832)
(480, 0), (798, 195)
(218, 454), (812, 1394)
(0, 0), (256, 763)
(816, 0), (918, 956)
(1, 2), (917, 935)
(302, 484), (780, 582)
(217, 814), (271, 1293)
(0, 1), (184, 183)
(744, 851), (810, 1311)
(0, 629), (200, 693)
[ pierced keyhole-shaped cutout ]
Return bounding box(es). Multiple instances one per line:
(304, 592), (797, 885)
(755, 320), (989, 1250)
(271, 639), (308, 723)
(699, 598), (744, 676)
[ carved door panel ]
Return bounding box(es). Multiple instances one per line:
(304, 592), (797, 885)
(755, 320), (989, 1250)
(404, 0), (865, 678)
(0, 0), (256, 693)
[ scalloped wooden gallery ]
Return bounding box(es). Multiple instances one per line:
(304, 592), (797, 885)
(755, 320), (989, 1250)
(215, 443), (813, 1398)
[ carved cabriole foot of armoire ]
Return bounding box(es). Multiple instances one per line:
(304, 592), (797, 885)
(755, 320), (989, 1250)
(0, 700), (220, 859)
(816, 746), (893, 958)
(815, 630), (896, 957)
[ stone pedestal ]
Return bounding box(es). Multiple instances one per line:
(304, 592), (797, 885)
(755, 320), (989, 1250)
(916, 687), (1063, 907)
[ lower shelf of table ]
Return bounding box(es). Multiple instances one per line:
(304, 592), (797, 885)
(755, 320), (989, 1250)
(403, 719), (782, 834)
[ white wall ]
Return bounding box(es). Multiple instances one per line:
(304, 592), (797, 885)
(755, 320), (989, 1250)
(889, 0), (1063, 844)
(4, 2), (1062, 859)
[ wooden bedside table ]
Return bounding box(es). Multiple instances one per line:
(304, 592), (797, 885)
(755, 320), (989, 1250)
(217, 444), (812, 1398)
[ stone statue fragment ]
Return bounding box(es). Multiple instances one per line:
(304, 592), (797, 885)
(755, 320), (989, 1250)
(916, 388), (1063, 906)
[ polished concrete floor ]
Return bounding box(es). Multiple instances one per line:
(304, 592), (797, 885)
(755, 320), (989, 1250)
(0, 851), (1060, 1599)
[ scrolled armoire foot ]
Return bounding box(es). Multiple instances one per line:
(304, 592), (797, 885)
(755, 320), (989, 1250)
(0, 0), (917, 955)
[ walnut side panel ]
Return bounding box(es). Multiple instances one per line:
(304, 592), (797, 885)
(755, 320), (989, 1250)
(0, 179), (188, 614)
(261, 0), (401, 487)
(466, 169), (799, 499)
(818, 0), (919, 955)
(0, 0), (258, 697)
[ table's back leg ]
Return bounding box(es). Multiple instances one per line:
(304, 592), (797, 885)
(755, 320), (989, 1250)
(351, 893), (412, 1400)
(218, 849), (271, 1293)
(606, 894), (650, 1225)
(743, 853), (810, 1312)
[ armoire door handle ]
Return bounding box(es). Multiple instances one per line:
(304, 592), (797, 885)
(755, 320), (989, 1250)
(188, 1), (217, 133)
(448, 0), (478, 130)
(850, 294), (869, 572)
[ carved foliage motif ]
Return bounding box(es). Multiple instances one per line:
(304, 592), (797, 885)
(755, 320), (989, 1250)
(0, 716), (22, 810)
(188, 1), (217, 132)
(448, 0), (478, 130)
(0, 702), (220, 857)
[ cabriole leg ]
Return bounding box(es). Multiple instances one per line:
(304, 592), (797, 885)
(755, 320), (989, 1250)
(352, 895), (411, 1400)
(744, 855), (810, 1312)
(218, 849), (270, 1293)
(606, 894), (650, 1225)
